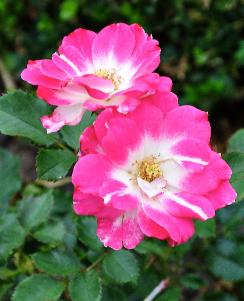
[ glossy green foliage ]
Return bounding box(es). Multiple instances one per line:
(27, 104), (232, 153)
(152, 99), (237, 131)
(0, 127), (243, 300)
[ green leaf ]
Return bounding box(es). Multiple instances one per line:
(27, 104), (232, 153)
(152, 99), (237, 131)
(0, 283), (12, 300)
(59, 0), (79, 21)
(210, 255), (244, 281)
(0, 91), (56, 145)
(102, 286), (127, 301)
(0, 267), (20, 280)
(12, 274), (65, 301)
(195, 219), (216, 238)
(77, 217), (102, 251)
(68, 270), (102, 301)
(61, 111), (96, 150)
(0, 148), (21, 209)
(225, 152), (244, 174)
(32, 249), (80, 276)
(135, 240), (165, 257)
(36, 149), (76, 180)
(63, 215), (77, 251)
(0, 214), (26, 260)
(33, 220), (65, 244)
(216, 239), (237, 257)
(102, 250), (139, 284)
(155, 287), (181, 301)
(197, 292), (238, 301)
(227, 129), (244, 153)
(136, 270), (160, 298)
(180, 273), (204, 290)
(18, 191), (54, 231)
(52, 189), (72, 214)
(224, 152), (244, 201)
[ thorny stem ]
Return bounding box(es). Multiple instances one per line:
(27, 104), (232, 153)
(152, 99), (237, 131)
(144, 278), (170, 301)
(35, 177), (71, 188)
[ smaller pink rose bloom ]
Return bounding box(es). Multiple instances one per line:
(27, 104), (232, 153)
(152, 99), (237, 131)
(72, 92), (236, 250)
(21, 23), (170, 133)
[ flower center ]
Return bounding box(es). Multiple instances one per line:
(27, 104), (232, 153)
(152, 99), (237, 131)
(95, 69), (123, 90)
(137, 156), (162, 182)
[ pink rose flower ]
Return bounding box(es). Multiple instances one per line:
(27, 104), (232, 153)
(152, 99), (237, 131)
(21, 23), (171, 133)
(72, 92), (236, 250)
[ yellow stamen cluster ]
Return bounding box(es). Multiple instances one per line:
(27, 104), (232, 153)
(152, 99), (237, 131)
(95, 69), (123, 90)
(138, 156), (162, 182)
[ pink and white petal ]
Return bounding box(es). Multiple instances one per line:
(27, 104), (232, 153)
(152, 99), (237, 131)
(119, 74), (171, 96)
(163, 106), (211, 143)
(58, 46), (92, 74)
(126, 27), (160, 78)
(92, 23), (135, 70)
(52, 53), (81, 77)
(93, 108), (116, 142)
(97, 216), (123, 250)
(128, 102), (164, 137)
(117, 24), (160, 79)
(72, 154), (112, 194)
(41, 103), (85, 133)
(73, 189), (104, 215)
(96, 206), (122, 219)
(117, 97), (141, 114)
(104, 192), (138, 211)
(93, 108), (119, 143)
(138, 74), (172, 93)
(167, 218), (195, 246)
(122, 213), (144, 249)
(163, 191), (215, 221)
(40, 59), (69, 80)
(133, 45), (160, 77)
(80, 127), (101, 154)
(99, 180), (139, 210)
(21, 60), (64, 89)
(129, 24), (148, 58)
(142, 203), (181, 242)
(156, 76), (173, 93)
(37, 86), (70, 106)
(170, 139), (211, 172)
(162, 159), (188, 190)
(83, 100), (104, 111)
(75, 74), (114, 96)
(37, 82), (89, 106)
(122, 73), (160, 94)
(59, 28), (96, 71)
(137, 209), (169, 240)
(206, 180), (236, 210)
(182, 152), (232, 194)
(137, 177), (166, 198)
(142, 201), (195, 245)
(97, 213), (144, 250)
(102, 117), (142, 164)
(144, 91), (178, 114)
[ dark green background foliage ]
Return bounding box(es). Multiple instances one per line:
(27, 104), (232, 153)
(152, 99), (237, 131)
(0, 1), (244, 301)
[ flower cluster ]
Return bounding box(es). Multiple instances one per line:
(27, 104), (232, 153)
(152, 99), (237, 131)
(22, 23), (236, 250)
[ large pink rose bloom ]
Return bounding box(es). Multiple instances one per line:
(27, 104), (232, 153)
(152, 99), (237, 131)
(21, 23), (170, 133)
(72, 92), (236, 250)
